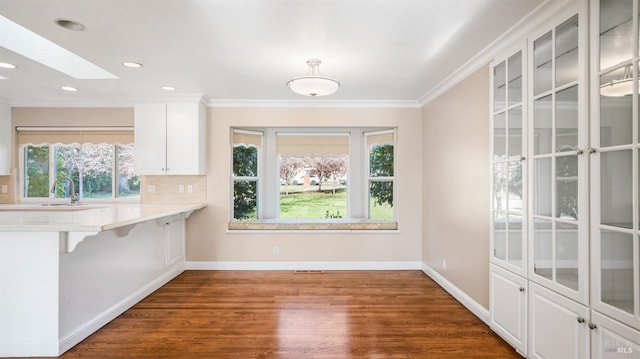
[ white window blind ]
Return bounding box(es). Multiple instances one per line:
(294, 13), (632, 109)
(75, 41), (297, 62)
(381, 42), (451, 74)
(17, 127), (133, 145)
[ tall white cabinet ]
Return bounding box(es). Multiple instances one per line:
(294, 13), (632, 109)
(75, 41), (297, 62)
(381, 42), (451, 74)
(490, 0), (640, 357)
(134, 100), (206, 175)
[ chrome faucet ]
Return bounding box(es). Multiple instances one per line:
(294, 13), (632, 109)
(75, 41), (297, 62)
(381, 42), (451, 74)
(50, 177), (78, 203)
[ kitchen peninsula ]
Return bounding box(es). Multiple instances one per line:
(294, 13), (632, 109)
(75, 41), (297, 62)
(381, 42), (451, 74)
(0, 203), (205, 357)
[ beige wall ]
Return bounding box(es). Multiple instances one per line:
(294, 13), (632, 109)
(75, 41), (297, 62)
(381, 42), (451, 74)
(186, 107), (423, 263)
(421, 65), (491, 308)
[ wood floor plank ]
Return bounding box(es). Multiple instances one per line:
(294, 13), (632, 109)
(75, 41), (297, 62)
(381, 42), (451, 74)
(43, 271), (520, 358)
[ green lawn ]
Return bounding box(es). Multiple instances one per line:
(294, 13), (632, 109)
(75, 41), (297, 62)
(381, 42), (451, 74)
(279, 186), (394, 221)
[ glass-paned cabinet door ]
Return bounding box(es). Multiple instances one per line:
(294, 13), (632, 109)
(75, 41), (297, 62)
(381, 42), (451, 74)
(592, 0), (640, 330)
(528, 9), (589, 304)
(491, 45), (527, 276)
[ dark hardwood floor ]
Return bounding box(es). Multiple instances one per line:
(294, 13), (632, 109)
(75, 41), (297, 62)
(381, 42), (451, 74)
(50, 270), (519, 358)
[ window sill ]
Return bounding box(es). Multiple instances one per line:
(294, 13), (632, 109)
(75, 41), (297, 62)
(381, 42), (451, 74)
(228, 219), (398, 231)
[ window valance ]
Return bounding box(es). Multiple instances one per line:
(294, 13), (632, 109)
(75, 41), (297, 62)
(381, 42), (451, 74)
(17, 127), (134, 145)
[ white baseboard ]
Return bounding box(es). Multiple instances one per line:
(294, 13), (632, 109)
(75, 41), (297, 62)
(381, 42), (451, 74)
(186, 261), (421, 271)
(421, 263), (490, 326)
(58, 264), (185, 355)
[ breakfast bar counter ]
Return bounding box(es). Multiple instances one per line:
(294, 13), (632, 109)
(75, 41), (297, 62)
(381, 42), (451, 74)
(0, 203), (205, 357)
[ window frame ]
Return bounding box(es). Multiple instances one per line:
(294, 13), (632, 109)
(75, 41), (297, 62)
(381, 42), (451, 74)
(230, 129), (263, 221)
(230, 127), (397, 223)
(365, 129), (397, 221)
(19, 142), (139, 202)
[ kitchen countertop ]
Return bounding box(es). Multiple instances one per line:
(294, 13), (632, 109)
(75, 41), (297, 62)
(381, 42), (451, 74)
(0, 203), (206, 232)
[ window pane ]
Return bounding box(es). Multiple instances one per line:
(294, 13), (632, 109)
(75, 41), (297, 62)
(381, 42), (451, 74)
(534, 158), (552, 216)
(507, 51), (522, 106)
(556, 155), (578, 220)
(116, 144), (140, 198)
(369, 144), (394, 177)
(600, 0), (633, 70)
(494, 61), (506, 112)
(534, 95), (552, 155)
(24, 145), (50, 198)
(369, 181), (393, 221)
(493, 162), (506, 211)
(279, 154), (347, 219)
(534, 31), (553, 95)
(494, 212), (506, 261)
(555, 15), (579, 87)
(601, 150), (633, 228)
(556, 85), (579, 152)
(507, 214), (522, 267)
(233, 146), (258, 177)
(507, 160), (523, 213)
(601, 229), (634, 314)
(556, 222), (579, 291)
(507, 106), (522, 159)
(534, 218), (553, 280)
(494, 112), (506, 159)
(600, 66), (633, 147)
(54, 144), (114, 199)
(234, 180), (257, 220)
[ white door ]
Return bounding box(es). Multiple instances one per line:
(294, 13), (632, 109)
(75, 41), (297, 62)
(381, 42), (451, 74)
(165, 102), (200, 174)
(490, 264), (528, 355)
(529, 282), (589, 359)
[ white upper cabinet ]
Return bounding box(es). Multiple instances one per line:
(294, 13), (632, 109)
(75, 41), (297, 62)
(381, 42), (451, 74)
(491, 43), (528, 278)
(134, 101), (206, 175)
(590, 0), (640, 330)
(0, 104), (10, 176)
(528, 6), (590, 305)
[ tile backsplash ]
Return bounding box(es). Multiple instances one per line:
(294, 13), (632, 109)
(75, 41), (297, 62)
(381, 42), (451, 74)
(0, 171), (15, 204)
(140, 175), (206, 204)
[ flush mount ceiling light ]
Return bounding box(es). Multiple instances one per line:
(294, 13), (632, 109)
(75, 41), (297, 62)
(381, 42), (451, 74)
(600, 64), (636, 97)
(286, 59), (340, 97)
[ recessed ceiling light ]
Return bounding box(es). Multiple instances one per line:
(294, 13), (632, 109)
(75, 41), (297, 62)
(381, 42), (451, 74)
(55, 18), (86, 31)
(161, 86), (176, 91)
(61, 86), (78, 92)
(0, 76), (7, 80)
(0, 62), (17, 69)
(122, 61), (143, 68)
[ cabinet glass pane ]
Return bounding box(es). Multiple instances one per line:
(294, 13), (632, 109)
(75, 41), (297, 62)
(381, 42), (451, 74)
(508, 215), (523, 267)
(534, 95), (553, 155)
(494, 212), (506, 260)
(600, 67), (633, 147)
(534, 158), (552, 216)
(597, 326), (640, 358)
(556, 155), (579, 220)
(556, 85), (579, 152)
(493, 162), (507, 211)
(599, 0), (633, 70)
(508, 51), (522, 106)
(493, 112), (506, 159)
(534, 218), (553, 280)
(555, 15), (579, 87)
(508, 106), (523, 158)
(601, 150), (633, 228)
(556, 222), (579, 291)
(601, 230), (634, 314)
(534, 31), (553, 95)
(494, 61), (506, 112)
(508, 161), (523, 213)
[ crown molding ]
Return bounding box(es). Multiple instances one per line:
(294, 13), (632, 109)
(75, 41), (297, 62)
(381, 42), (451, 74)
(207, 99), (421, 108)
(418, 0), (574, 106)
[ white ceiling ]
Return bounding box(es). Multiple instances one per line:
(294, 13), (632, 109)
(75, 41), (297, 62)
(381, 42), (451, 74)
(0, 0), (545, 106)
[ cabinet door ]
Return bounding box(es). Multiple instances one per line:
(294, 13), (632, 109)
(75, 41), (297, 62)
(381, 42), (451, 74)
(491, 46), (527, 277)
(591, 0), (640, 331)
(529, 8), (589, 305)
(591, 311), (640, 359)
(164, 215), (185, 268)
(529, 282), (589, 359)
(134, 103), (167, 175)
(0, 104), (10, 176)
(490, 264), (528, 355)
(166, 102), (205, 175)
